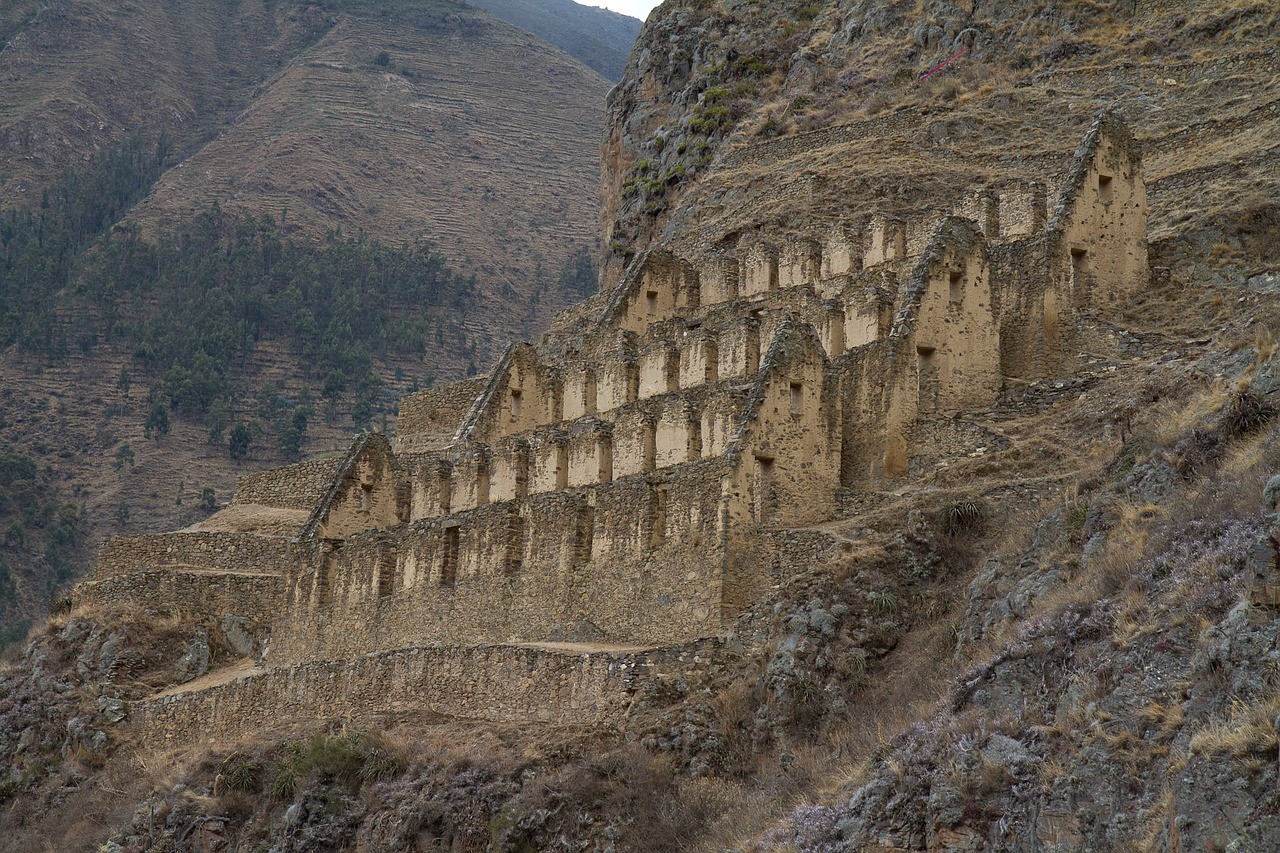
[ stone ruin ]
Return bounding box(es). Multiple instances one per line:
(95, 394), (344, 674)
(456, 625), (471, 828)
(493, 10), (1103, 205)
(73, 111), (1149, 744)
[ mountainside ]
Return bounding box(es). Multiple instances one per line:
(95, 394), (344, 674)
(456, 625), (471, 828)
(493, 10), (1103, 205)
(468, 0), (642, 80)
(0, 0), (615, 642)
(599, 0), (1279, 289)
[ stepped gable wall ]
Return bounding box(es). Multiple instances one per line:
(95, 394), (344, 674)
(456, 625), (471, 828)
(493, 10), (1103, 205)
(299, 432), (403, 542)
(1045, 110), (1149, 311)
(74, 570), (285, 626)
(395, 376), (490, 451)
(235, 457), (344, 510)
(721, 320), (841, 530)
(273, 465), (733, 662)
(460, 343), (565, 446)
(134, 640), (726, 748)
(891, 216), (1001, 413)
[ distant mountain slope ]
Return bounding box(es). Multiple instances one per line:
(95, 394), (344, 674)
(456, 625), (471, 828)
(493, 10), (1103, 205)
(467, 0), (641, 80)
(126, 8), (609, 347)
(0, 0), (321, 207)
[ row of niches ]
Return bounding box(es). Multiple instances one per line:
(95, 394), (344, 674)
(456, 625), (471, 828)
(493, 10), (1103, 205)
(407, 386), (757, 522)
(614, 179), (1045, 329)
(299, 468), (729, 615)
(522, 286), (887, 432)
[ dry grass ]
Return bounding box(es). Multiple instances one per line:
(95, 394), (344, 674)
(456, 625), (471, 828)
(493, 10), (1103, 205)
(1190, 693), (1280, 759)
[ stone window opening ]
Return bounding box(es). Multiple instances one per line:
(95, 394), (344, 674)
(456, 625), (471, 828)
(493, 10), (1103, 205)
(1097, 174), (1114, 205)
(645, 290), (659, 316)
(509, 388), (523, 421)
(441, 526), (459, 587)
(476, 463), (490, 506)
(642, 421), (657, 472)
(746, 325), (761, 375)
(767, 256), (780, 290)
(554, 443), (568, 490)
(1070, 248), (1089, 290)
(583, 370), (597, 414)
(505, 513), (525, 575)
(376, 552), (395, 598)
(648, 485), (668, 549)
(514, 451), (529, 498)
(437, 471), (452, 515)
(916, 346), (939, 414)
(573, 505), (595, 567)
(789, 382), (804, 418)
(359, 483), (373, 513)
(755, 457), (778, 526)
(949, 270), (964, 305)
(598, 436), (613, 484)
(665, 351), (680, 393)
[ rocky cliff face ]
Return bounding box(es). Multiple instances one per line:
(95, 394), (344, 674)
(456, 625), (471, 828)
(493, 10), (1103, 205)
(600, 0), (1279, 288)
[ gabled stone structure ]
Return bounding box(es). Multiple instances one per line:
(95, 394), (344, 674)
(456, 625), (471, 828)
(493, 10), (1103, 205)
(74, 111), (1149, 743)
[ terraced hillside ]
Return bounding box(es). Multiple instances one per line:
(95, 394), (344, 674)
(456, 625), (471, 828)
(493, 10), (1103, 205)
(126, 9), (609, 339)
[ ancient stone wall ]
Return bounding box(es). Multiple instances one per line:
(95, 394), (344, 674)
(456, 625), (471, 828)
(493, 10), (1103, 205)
(91, 533), (300, 581)
(134, 640), (724, 747)
(235, 457), (345, 510)
(74, 570), (285, 625)
(395, 376), (490, 451)
(274, 463), (733, 662)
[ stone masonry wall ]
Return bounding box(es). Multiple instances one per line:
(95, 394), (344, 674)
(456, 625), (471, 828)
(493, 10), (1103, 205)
(235, 458), (345, 510)
(74, 570), (285, 625)
(133, 640), (725, 748)
(396, 376), (490, 451)
(92, 533), (301, 581)
(272, 463), (732, 662)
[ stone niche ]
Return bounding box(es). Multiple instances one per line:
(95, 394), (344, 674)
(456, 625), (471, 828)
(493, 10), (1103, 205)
(679, 327), (719, 389)
(778, 239), (822, 289)
(863, 217), (907, 268)
(741, 243), (780, 296)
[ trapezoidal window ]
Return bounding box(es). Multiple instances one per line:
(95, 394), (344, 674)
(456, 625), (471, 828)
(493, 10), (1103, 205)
(767, 256), (780, 290)
(648, 485), (668, 549)
(645, 290), (659, 316)
(583, 370), (597, 414)
(789, 382), (804, 418)
(509, 388), (523, 421)
(916, 346), (939, 414)
(441, 527), (459, 587)
(755, 457), (778, 526)
(1070, 248), (1088, 290)
(949, 271), (964, 305)
(359, 483), (373, 512)
(1097, 174), (1114, 205)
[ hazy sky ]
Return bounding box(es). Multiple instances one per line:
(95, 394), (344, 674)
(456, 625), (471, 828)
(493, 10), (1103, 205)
(590, 0), (662, 21)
